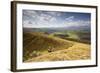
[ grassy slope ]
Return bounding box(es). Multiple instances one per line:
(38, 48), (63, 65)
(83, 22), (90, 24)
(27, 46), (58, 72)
(26, 42), (90, 62)
(23, 32), (90, 62)
(23, 32), (73, 61)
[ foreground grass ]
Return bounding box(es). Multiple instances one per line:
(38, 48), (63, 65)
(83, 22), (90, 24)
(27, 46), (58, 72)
(25, 42), (90, 62)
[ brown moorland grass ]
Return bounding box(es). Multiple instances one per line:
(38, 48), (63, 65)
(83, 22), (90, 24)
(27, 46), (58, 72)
(23, 32), (73, 61)
(25, 42), (90, 62)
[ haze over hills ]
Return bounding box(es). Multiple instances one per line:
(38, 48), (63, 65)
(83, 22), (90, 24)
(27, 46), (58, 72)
(23, 25), (90, 33)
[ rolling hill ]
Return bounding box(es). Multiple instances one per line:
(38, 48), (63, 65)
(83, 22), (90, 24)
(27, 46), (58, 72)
(23, 32), (73, 61)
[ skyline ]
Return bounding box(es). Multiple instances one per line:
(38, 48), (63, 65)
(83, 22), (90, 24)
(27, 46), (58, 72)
(23, 10), (91, 28)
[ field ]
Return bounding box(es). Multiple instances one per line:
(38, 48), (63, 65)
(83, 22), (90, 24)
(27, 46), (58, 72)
(23, 28), (91, 62)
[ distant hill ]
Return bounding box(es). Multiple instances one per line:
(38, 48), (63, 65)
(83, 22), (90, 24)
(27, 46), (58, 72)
(23, 25), (90, 33)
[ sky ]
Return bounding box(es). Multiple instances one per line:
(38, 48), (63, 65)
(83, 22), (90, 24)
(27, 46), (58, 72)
(22, 10), (91, 28)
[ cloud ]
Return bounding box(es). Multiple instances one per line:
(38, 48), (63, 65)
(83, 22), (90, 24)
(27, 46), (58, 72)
(23, 10), (37, 16)
(63, 16), (90, 27)
(36, 13), (57, 27)
(23, 10), (39, 27)
(46, 11), (61, 17)
(63, 20), (90, 28)
(23, 20), (36, 28)
(23, 10), (38, 19)
(23, 10), (90, 28)
(65, 16), (74, 22)
(39, 13), (52, 22)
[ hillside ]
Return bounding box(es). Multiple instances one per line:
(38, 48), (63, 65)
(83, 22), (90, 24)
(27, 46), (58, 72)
(26, 42), (90, 62)
(23, 32), (73, 61)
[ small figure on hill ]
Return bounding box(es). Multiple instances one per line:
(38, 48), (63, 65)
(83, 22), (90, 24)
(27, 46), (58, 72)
(48, 46), (54, 53)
